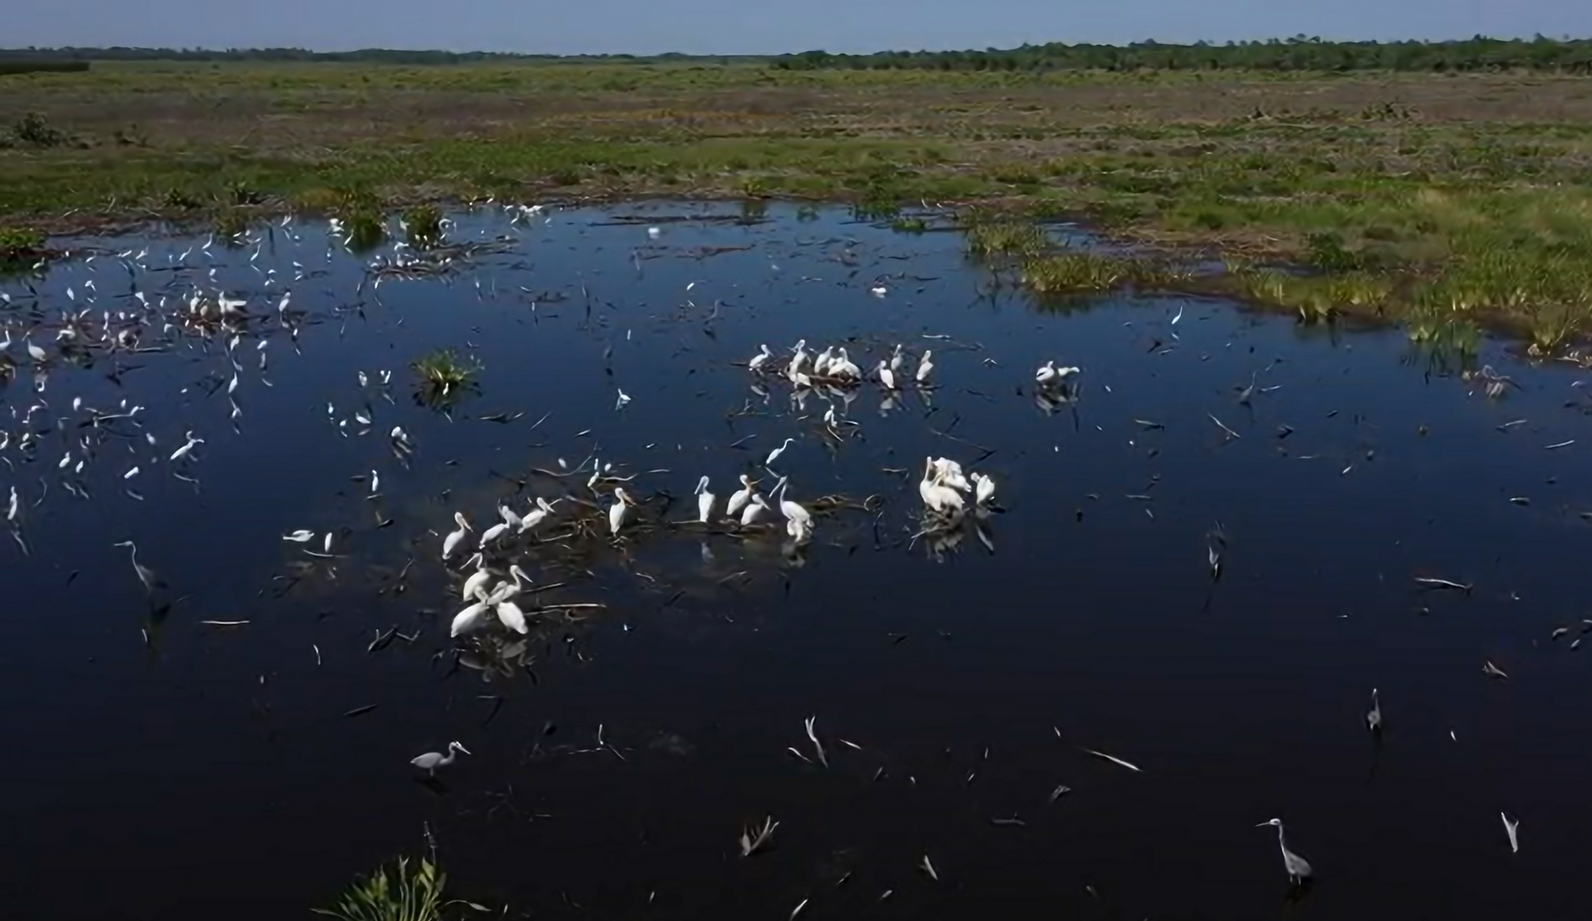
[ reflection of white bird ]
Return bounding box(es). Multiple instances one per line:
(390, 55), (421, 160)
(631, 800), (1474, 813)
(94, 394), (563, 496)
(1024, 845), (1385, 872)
(726, 475), (755, 517)
(695, 476), (715, 523)
(411, 741), (470, 775)
(1256, 818), (1313, 884)
(916, 350), (935, 384)
(442, 512), (471, 559)
(609, 487), (634, 536)
(766, 437), (795, 466)
(748, 344), (774, 371)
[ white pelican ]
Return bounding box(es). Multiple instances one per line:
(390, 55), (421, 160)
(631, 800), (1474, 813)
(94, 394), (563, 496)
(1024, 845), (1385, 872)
(916, 349), (935, 384)
(877, 360), (896, 390)
(442, 512), (471, 559)
(695, 475), (715, 523)
(461, 566), (493, 603)
(890, 344), (904, 373)
(609, 487), (634, 536)
(830, 348), (860, 380)
(1036, 360), (1059, 385)
(919, 457), (965, 515)
(811, 346), (834, 377)
(518, 497), (558, 533)
(931, 457), (970, 492)
(479, 521), (511, 549)
(450, 598), (491, 637)
(726, 475), (755, 517)
(972, 472), (996, 506)
(741, 492), (771, 526)
(748, 344), (774, 371)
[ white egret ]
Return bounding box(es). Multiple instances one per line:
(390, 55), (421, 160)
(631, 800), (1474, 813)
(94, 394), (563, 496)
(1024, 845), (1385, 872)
(972, 472), (996, 506)
(615, 388), (631, 410)
(741, 493), (771, 526)
(282, 529), (315, 543)
(609, 487), (634, 536)
(442, 512), (471, 559)
(411, 741), (471, 775)
(1366, 688), (1382, 734)
(766, 437), (795, 466)
(695, 475), (715, 523)
(726, 475), (755, 517)
(916, 349), (935, 384)
(748, 344), (774, 371)
(877, 360), (896, 390)
(1256, 818), (1313, 884)
(169, 431), (204, 461)
(776, 478), (812, 539)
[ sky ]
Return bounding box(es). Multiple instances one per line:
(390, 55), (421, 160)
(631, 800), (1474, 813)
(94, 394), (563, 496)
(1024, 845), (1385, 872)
(8, 0), (1592, 55)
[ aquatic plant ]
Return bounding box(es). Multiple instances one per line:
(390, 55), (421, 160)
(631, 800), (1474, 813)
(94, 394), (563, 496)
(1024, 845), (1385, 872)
(314, 856), (445, 921)
(403, 204), (444, 245)
(964, 220), (1048, 258)
(1020, 251), (1171, 293)
(0, 226), (45, 273)
(413, 349), (479, 392)
(342, 211), (388, 253)
(214, 209), (249, 240)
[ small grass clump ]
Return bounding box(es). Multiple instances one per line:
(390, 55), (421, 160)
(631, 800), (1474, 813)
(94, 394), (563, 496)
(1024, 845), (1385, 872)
(0, 225), (46, 272)
(1021, 250), (1177, 294)
(412, 348), (480, 409)
(403, 203), (444, 245)
(965, 220), (1049, 258)
(315, 856), (445, 921)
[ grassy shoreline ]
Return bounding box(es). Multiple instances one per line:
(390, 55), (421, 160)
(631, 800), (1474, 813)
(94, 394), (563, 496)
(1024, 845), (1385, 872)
(3, 62), (1592, 346)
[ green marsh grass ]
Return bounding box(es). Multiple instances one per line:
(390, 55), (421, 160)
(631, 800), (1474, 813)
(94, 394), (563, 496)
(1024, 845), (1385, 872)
(403, 204), (444, 245)
(314, 856), (445, 921)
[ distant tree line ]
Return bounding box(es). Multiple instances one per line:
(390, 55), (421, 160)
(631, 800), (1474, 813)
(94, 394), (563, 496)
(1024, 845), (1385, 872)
(3, 37), (1591, 73)
(769, 36), (1592, 73)
(0, 46), (762, 66)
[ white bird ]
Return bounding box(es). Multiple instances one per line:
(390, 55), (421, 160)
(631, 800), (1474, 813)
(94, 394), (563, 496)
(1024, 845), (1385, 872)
(931, 457), (970, 492)
(870, 284), (888, 297)
(609, 487), (633, 536)
(1501, 812), (1520, 854)
(442, 512), (471, 559)
(1035, 360), (1059, 385)
(323, 532), (334, 553)
(479, 521), (511, 549)
(890, 344), (904, 373)
(776, 477), (811, 540)
(25, 337), (46, 362)
(972, 472), (996, 505)
(647, 226), (661, 239)
(811, 347), (834, 377)
(741, 493), (771, 526)
(916, 349), (935, 384)
(451, 599), (492, 636)
(1256, 818), (1313, 884)
(695, 476), (715, 523)
(615, 388), (631, 410)
(493, 574), (529, 633)
(748, 344), (774, 371)
(919, 457), (965, 515)
(830, 348), (860, 380)
(518, 497), (558, 533)
(789, 340), (809, 377)
(369, 469), (380, 495)
(766, 437), (795, 466)
(411, 741), (471, 775)
(283, 529), (315, 543)
(726, 475), (755, 517)
(461, 567), (493, 603)
(169, 431), (204, 461)
(499, 504), (523, 530)
(877, 360), (896, 390)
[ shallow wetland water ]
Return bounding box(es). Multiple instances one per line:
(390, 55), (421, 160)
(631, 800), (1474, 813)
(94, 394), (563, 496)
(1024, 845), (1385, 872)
(4, 203), (1592, 919)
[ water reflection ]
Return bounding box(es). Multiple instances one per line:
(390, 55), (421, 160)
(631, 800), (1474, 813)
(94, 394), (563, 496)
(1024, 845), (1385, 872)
(2, 203), (1591, 920)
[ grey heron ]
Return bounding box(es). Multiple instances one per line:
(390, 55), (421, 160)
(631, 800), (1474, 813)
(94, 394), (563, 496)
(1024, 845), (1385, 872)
(1257, 818), (1313, 883)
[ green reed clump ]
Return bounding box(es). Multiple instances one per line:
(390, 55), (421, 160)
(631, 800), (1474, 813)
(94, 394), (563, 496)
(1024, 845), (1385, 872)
(1020, 251), (1173, 293)
(403, 204), (444, 244)
(342, 211), (387, 252)
(314, 856), (445, 921)
(214, 209), (249, 240)
(964, 220), (1049, 258)
(413, 348), (479, 392)
(0, 226), (45, 273)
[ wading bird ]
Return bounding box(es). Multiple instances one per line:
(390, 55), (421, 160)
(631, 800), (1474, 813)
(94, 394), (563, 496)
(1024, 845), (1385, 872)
(1257, 818), (1313, 884)
(411, 741), (470, 776)
(748, 344), (774, 371)
(916, 349), (935, 384)
(1366, 688), (1382, 735)
(442, 512), (471, 560)
(766, 437), (795, 467)
(609, 487), (634, 536)
(695, 476), (715, 524)
(726, 475), (755, 517)
(877, 360), (896, 391)
(113, 540), (160, 592)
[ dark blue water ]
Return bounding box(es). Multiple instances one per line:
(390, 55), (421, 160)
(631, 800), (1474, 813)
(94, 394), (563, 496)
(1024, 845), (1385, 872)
(4, 203), (1591, 920)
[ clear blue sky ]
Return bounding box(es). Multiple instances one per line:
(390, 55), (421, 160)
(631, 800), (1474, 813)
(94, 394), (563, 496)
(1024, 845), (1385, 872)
(9, 0), (1590, 55)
